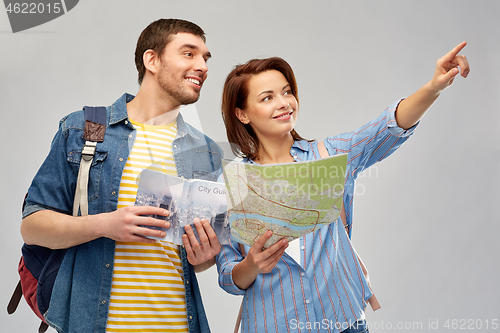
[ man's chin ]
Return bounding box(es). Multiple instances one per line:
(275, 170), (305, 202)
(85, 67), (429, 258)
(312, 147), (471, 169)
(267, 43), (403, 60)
(180, 95), (200, 106)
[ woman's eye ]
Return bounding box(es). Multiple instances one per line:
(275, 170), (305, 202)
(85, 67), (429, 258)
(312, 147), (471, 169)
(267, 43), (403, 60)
(284, 90), (292, 95)
(262, 96), (271, 102)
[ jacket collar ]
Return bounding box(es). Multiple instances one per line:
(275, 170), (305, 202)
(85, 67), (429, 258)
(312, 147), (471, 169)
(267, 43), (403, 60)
(109, 93), (133, 125)
(175, 112), (200, 140)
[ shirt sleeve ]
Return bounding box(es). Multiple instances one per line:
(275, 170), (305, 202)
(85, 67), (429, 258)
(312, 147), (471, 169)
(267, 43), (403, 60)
(23, 116), (76, 219)
(324, 99), (417, 180)
(216, 239), (247, 295)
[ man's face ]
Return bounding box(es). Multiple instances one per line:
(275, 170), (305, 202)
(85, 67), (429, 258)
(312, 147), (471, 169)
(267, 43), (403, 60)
(156, 32), (211, 107)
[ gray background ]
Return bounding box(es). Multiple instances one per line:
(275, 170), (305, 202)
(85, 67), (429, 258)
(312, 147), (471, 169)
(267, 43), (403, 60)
(1, 0), (499, 332)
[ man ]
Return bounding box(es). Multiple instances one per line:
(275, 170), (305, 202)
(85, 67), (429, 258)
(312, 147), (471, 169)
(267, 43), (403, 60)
(21, 19), (222, 333)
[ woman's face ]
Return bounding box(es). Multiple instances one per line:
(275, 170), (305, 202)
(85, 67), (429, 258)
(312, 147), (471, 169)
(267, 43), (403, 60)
(236, 69), (298, 141)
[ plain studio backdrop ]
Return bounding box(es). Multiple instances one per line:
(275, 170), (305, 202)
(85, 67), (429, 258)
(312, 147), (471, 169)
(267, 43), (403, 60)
(1, 1), (498, 332)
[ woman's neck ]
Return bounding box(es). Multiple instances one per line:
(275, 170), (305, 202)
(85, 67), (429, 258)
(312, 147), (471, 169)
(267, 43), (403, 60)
(254, 133), (295, 165)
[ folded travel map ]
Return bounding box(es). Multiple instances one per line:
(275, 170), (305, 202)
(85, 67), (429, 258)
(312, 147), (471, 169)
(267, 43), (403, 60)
(222, 154), (347, 248)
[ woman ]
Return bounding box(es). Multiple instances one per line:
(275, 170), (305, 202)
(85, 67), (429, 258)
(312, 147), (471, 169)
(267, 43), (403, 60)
(216, 43), (469, 333)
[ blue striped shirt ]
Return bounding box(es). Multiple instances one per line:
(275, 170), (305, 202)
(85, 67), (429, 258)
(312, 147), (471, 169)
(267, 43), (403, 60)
(216, 100), (416, 333)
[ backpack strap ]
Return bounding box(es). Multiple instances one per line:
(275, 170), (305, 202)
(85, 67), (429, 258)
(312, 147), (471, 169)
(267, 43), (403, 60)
(73, 141), (97, 216)
(317, 141), (329, 159)
(318, 141), (381, 311)
(7, 280), (22, 314)
(38, 322), (49, 333)
(72, 106), (106, 217)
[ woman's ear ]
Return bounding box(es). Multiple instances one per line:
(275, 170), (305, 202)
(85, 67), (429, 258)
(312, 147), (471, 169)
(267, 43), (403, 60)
(235, 108), (250, 124)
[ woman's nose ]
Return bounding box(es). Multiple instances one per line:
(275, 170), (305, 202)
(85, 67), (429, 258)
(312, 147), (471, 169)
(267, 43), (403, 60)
(278, 96), (289, 109)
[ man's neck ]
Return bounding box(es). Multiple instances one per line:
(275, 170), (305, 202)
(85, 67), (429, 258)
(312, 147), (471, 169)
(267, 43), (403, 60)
(127, 84), (180, 125)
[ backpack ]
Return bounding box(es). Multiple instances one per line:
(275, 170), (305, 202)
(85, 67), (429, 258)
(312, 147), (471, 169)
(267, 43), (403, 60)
(7, 106), (107, 332)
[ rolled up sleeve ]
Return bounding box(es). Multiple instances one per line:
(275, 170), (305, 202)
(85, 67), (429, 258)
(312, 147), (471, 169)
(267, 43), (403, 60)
(216, 240), (246, 295)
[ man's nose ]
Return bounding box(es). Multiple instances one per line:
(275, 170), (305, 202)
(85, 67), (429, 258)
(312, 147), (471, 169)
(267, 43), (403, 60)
(194, 56), (208, 73)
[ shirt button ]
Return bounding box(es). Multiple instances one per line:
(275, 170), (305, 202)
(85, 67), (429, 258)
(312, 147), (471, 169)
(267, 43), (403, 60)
(306, 299), (310, 304)
(300, 246), (305, 250)
(301, 272), (305, 277)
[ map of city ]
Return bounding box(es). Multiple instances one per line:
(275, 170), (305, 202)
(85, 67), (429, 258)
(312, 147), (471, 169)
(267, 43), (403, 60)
(223, 154), (347, 248)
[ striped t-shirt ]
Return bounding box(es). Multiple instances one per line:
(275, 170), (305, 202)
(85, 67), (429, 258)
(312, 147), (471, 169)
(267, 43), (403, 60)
(105, 120), (189, 333)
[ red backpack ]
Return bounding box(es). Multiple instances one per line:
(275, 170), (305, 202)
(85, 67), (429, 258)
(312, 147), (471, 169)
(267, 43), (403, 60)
(7, 106), (107, 332)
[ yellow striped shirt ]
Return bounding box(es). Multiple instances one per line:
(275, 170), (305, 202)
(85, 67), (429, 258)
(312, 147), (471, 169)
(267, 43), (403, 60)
(106, 120), (188, 333)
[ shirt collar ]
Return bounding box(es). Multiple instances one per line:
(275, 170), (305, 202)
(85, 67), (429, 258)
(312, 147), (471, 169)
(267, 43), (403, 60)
(244, 140), (311, 164)
(291, 140), (311, 152)
(108, 93), (199, 140)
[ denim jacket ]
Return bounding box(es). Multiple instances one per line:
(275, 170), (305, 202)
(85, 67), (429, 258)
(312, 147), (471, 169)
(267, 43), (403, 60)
(23, 93), (223, 333)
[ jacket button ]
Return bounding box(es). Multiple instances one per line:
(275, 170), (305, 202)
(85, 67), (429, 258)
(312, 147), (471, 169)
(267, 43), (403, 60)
(189, 316), (193, 320)
(112, 191), (116, 195)
(119, 158), (123, 162)
(102, 300), (106, 304)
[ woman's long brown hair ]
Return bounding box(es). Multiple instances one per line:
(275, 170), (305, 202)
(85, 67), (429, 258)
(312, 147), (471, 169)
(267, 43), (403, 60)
(221, 57), (310, 161)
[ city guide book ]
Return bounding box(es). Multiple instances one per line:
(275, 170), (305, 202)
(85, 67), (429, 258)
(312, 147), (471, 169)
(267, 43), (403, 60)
(135, 169), (230, 245)
(222, 154), (348, 248)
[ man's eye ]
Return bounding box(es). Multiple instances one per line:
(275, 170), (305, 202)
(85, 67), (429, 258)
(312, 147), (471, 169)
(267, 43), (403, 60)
(185, 52), (193, 57)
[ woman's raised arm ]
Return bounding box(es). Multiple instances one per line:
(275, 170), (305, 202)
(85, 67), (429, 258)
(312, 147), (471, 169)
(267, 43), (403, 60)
(395, 41), (470, 130)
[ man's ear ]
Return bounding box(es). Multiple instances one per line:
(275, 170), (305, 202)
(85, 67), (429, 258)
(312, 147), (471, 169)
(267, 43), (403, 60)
(235, 108), (250, 124)
(143, 49), (158, 75)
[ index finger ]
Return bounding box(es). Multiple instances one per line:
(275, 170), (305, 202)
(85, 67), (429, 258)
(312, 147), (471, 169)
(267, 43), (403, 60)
(192, 219), (210, 245)
(262, 237), (288, 256)
(133, 206), (170, 217)
(252, 230), (273, 250)
(442, 41), (467, 61)
(200, 219), (220, 246)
